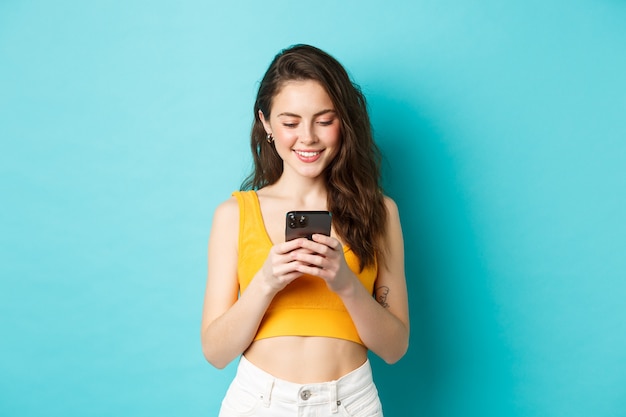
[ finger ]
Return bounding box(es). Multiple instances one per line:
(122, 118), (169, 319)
(298, 241), (337, 259)
(274, 239), (307, 255)
(292, 252), (322, 267)
(270, 262), (304, 283)
(298, 237), (332, 254)
(310, 234), (342, 251)
(289, 247), (316, 258)
(295, 262), (327, 278)
(293, 252), (338, 274)
(278, 270), (304, 283)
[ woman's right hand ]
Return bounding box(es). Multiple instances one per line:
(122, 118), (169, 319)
(258, 239), (309, 294)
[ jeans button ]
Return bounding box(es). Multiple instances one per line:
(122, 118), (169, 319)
(300, 390), (311, 400)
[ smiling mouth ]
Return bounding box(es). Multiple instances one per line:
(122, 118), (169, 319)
(294, 150), (322, 158)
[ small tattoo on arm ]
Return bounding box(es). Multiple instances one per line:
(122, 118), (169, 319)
(375, 286), (390, 308)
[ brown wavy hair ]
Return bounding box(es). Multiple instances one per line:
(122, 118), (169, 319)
(242, 44), (386, 270)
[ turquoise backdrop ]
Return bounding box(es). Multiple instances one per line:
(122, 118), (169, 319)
(1, 1), (625, 416)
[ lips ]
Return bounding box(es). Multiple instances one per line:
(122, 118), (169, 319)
(294, 149), (323, 162)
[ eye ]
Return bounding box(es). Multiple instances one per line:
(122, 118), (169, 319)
(282, 122), (298, 128)
(317, 119), (335, 126)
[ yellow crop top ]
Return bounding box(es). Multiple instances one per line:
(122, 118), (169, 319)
(233, 190), (378, 345)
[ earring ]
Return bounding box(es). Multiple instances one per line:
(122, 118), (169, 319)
(266, 133), (274, 144)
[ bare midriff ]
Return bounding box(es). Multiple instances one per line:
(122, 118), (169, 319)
(243, 336), (368, 384)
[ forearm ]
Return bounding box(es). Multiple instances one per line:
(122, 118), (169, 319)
(201, 277), (274, 369)
(340, 282), (409, 364)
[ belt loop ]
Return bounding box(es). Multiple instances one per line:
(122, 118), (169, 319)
(262, 380), (273, 407)
(330, 381), (338, 413)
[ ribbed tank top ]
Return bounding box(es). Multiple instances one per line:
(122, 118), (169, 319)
(233, 190), (378, 345)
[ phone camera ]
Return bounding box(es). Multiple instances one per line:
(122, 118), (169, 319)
(287, 213), (309, 229)
(287, 213), (308, 229)
(288, 213), (297, 229)
(298, 215), (308, 227)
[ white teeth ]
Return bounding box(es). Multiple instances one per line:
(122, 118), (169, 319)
(295, 151), (320, 157)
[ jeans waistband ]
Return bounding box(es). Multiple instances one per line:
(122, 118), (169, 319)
(236, 355), (374, 407)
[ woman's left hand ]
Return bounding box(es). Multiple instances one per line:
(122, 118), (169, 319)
(289, 234), (357, 296)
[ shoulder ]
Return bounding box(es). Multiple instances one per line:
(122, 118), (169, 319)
(381, 195), (403, 241)
(212, 195), (240, 224)
(378, 196), (405, 273)
(208, 196), (241, 253)
(383, 195), (400, 220)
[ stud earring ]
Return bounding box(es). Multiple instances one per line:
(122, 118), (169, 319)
(266, 133), (274, 144)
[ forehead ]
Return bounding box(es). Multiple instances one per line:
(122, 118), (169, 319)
(271, 80), (335, 114)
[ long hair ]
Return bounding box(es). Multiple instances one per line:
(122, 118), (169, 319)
(242, 44), (386, 270)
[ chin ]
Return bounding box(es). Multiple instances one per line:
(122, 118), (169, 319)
(298, 168), (327, 179)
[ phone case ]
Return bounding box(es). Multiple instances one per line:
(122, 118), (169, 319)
(285, 211), (332, 241)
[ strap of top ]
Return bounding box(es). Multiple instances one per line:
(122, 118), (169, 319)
(232, 190), (272, 293)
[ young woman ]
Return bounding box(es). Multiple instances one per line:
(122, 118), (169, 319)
(201, 44), (409, 417)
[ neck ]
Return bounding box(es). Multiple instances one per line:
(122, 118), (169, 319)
(269, 176), (328, 208)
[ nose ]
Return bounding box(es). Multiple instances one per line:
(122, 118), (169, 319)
(298, 123), (318, 145)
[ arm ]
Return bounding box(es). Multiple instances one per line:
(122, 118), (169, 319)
(200, 198), (265, 369)
(200, 198), (310, 369)
(292, 197), (410, 363)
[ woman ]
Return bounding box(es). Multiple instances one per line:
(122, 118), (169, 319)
(201, 44), (409, 416)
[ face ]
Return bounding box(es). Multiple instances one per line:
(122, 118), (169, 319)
(260, 80), (341, 180)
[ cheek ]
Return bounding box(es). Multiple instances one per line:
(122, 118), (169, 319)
(327, 125), (342, 146)
(274, 132), (297, 147)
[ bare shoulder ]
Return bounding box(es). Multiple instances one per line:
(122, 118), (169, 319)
(209, 196), (240, 247)
(383, 195), (401, 224)
(213, 196), (239, 222)
(380, 195), (404, 264)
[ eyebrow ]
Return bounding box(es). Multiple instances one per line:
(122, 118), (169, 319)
(276, 109), (336, 118)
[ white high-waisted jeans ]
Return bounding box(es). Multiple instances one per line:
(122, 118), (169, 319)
(218, 355), (383, 417)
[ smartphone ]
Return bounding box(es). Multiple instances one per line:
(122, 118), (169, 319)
(285, 211), (332, 241)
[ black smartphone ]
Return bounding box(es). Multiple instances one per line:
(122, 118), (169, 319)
(285, 211), (332, 241)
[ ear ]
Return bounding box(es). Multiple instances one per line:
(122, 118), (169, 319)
(259, 110), (272, 134)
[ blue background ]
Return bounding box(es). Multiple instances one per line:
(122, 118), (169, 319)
(2, 1), (625, 416)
